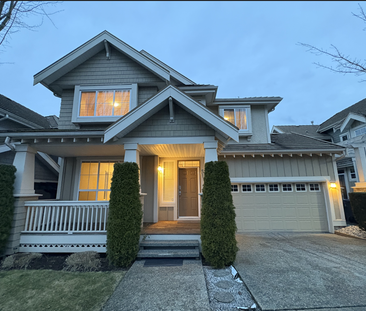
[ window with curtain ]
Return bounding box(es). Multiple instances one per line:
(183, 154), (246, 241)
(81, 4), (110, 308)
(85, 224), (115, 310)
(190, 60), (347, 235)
(79, 90), (130, 117)
(162, 161), (175, 202)
(223, 107), (248, 130)
(78, 161), (118, 201)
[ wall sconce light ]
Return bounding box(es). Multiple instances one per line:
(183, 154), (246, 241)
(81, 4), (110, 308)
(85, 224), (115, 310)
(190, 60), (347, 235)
(330, 183), (337, 188)
(158, 166), (164, 173)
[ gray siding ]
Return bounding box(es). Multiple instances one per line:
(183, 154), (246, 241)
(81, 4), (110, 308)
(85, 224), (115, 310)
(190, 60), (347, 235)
(138, 87), (158, 105)
(58, 89), (77, 130)
(34, 157), (58, 181)
(51, 46), (163, 88)
(221, 155), (335, 180)
(59, 157), (77, 200)
(0, 151), (15, 165)
(126, 104), (215, 137)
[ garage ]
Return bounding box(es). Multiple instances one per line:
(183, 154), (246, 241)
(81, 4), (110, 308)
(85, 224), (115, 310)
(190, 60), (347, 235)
(232, 182), (329, 232)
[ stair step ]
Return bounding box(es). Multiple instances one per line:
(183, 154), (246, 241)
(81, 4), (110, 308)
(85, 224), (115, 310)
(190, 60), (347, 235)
(137, 249), (200, 258)
(140, 240), (199, 248)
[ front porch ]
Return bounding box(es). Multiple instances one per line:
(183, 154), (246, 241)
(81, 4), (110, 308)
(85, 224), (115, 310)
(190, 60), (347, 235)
(18, 200), (201, 253)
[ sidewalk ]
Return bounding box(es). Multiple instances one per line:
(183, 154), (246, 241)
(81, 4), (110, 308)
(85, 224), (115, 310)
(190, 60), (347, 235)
(102, 260), (211, 311)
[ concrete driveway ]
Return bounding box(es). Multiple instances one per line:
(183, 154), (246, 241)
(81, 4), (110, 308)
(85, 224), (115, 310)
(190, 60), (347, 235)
(234, 233), (366, 311)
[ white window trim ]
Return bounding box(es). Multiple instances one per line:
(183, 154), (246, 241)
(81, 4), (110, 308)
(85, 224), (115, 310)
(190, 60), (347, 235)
(309, 183), (321, 192)
(349, 167), (357, 180)
(268, 184), (279, 192)
(73, 157), (123, 200)
(241, 184), (253, 193)
(231, 184), (239, 193)
(352, 124), (366, 138)
(295, 183), (307, 192)
(72, 84), (138, 123)
(339, 133), (349, 142)
(282, 183), (293, 192)
(218, 105), (252, 135)
(255, 184), (266, 192)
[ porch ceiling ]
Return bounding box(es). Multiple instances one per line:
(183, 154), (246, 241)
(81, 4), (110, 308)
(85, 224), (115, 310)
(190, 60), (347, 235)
(25, 142), (205, 158)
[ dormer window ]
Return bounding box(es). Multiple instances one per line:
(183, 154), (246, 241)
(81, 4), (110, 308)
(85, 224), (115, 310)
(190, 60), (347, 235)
(219, 105), (252, 135)
(72, 84), (137, 123)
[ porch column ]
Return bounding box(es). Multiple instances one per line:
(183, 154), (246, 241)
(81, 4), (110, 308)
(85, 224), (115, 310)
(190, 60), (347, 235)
(204, 141), (218, 163)
(124, 143), (141, 166)
(6, 145), (39, 255)
(352, 145), (366, 191)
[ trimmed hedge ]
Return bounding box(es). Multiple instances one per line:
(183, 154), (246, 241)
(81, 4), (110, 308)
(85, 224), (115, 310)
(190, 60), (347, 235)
(349, 192), (366, 231)
(0, 164), (16, 254)
(201, 161), (238, 268)
(106, 162), (143, 267)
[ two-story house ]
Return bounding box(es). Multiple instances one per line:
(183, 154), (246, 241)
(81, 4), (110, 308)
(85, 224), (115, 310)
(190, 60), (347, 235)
(1, 31), (346, 255)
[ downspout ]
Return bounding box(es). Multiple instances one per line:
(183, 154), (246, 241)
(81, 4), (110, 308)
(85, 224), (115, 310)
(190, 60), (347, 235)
(4, 136), (15, 152)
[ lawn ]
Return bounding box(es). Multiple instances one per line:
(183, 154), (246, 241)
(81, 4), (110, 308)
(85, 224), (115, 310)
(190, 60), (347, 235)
(0, 269), (125, 311)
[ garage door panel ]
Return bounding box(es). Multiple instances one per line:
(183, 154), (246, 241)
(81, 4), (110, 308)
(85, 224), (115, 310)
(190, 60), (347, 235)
(234, 182), (328, 232)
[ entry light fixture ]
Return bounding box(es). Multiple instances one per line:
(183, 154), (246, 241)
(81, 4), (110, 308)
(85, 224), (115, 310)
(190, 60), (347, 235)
(330, 183), (337, 188)
(158, 166), (164, 173)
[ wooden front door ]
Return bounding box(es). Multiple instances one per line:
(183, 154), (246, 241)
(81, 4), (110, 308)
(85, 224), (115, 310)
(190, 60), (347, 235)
(178, 168), (198, 217)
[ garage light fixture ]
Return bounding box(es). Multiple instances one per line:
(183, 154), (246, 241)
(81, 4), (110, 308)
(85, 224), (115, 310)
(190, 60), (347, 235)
(330, 183), (337, 188)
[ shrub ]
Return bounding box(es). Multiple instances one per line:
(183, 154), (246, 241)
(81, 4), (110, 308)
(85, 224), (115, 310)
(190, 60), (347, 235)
(1, 253), (42, 270)
(349, 192), (366, 231)
(0, 164), (16, 254)
(201, 161), (238, 268)
(107, 162), (143, 267)
(64, 251), (101, 272)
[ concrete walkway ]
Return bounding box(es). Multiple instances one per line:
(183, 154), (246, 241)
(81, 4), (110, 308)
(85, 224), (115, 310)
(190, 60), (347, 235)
(102, 260), (210, 311)
(234, 232), (366, 311)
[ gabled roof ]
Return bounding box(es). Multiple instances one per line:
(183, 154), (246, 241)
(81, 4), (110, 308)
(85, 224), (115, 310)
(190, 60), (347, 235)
(318, 98), (366, 132)
(34, 31), (195, 93)
(104, 85), (239, 143)
(214, 97), (282, 112)
(0, 94), (52, 129)
(221, 133), (344, 154)
(272, 125), (331, 140)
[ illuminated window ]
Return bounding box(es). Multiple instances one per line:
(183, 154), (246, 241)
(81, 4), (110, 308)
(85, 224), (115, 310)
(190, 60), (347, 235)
(162, 161), (174, 202)
(79, 90), (130, 117)
(78, 161), (118, 201)
(219, 106), (251, 133)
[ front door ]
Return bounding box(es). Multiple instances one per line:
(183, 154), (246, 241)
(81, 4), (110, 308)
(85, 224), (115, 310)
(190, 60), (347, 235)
(178, 168), (198, 217)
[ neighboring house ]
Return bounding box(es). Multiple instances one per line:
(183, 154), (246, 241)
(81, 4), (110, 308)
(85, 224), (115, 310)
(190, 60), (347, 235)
(1, 31), (346, 255)
(0, 94), (60, 199)
(272, 125), (332, 142)
(317, 98), (366, 198)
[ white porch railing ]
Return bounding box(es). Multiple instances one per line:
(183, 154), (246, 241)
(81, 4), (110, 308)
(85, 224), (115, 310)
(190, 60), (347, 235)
(23, 201), (109, 234)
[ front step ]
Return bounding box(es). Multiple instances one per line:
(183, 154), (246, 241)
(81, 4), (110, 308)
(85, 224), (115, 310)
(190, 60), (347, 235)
(137, 239), (200, 259)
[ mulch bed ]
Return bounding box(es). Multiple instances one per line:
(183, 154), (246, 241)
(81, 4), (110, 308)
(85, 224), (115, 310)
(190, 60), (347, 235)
(0, 253), (129, 272)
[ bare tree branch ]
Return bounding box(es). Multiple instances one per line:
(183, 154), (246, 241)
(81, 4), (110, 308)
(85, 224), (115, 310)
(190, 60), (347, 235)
(0, 1), (62, 48)
(299, 4), (366, 81)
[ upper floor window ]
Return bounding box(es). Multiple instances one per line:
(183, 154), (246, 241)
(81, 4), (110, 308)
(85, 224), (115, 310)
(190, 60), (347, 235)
(79, 90), (130, 117)
(72, 85), (137, 123)
(350, 167), (357, 180)
(340, 134), (348, 142)
(354, 126), (366, 137)
(219, 105), (251, 134)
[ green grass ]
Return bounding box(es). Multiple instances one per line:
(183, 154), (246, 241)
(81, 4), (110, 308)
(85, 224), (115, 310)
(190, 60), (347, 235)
(0, 270), (125, 311)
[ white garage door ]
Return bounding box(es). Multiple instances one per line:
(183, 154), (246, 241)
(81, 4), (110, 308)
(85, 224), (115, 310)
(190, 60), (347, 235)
(232, 183), (329, 232)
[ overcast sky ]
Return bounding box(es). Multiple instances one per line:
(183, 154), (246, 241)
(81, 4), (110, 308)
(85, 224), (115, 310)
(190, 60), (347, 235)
(1, 1), (365, 128)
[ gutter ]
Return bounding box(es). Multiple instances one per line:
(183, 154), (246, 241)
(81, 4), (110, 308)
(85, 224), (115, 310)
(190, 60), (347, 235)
(0, 114), (9, 122)
(4, 136), (15, 151)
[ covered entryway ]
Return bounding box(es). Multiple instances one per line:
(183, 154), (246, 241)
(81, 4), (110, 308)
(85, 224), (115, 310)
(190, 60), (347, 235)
(233, 182), (329, 232)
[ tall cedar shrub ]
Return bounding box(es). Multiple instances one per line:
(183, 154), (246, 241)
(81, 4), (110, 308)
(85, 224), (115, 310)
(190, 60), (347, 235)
(349, 192), (366, 231)
(106, 162), (142, 267)
(201, 161), (238, 268)
(0, 164), (16, 254)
